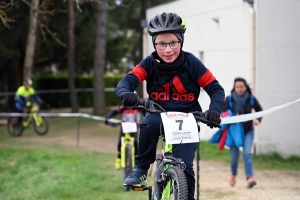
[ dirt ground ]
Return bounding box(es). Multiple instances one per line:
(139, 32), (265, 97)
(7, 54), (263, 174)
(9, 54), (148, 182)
(14, 122), (300, 200)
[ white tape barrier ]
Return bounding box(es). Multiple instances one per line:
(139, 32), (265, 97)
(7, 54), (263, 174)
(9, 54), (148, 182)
(1, 97), (299, 125)
(221, 97), (300, 124)
(0, 112), (121, 123)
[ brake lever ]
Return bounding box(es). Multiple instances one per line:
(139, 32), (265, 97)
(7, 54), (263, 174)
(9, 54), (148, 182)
(194, 115), (221, 129)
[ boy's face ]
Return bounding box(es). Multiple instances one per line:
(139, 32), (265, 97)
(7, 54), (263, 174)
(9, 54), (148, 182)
(154, 33), (181, 63)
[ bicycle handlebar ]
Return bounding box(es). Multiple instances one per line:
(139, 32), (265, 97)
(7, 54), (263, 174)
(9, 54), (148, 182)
(125, 98), (221, 129)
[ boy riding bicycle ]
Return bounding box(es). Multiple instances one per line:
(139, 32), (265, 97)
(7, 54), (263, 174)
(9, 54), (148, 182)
(115, 11), (225, 200)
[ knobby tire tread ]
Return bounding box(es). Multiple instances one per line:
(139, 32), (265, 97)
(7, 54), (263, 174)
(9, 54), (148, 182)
(33, 116), (49, 135)
(163, 166), (188, 200)
(7, 117), (23, 137)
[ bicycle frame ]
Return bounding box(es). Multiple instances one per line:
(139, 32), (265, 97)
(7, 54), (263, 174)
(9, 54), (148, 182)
(22, 106), (35, 127)
(7, 103), (49, 137)
(153, 138), (186, 200)
(22, 105), (43, 128)
(125, 98), (221, 200)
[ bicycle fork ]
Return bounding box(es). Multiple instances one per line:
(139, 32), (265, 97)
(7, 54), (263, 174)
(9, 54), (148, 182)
(33, 113), (43, 126)
(120, 133), (135, 168)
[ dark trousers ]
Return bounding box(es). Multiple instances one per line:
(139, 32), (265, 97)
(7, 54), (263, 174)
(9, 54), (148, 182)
(136, 113), (197, 200)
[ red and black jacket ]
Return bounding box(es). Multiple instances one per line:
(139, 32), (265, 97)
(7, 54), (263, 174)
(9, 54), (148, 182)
(116, 51), (225, 113)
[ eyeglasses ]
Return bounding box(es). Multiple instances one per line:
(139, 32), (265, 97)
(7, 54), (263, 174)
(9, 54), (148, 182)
(155, 41), (181, 50)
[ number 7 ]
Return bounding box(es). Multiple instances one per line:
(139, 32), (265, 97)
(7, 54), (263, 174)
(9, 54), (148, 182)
(176, 120), (183, 130)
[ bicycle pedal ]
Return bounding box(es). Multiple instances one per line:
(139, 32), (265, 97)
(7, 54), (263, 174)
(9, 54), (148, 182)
(125, 185), (150, 191)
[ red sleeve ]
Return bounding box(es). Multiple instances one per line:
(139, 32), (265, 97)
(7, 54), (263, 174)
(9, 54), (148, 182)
(117, 106), (122, 113)
(129, 65), (148, 82)
(196, 69), (216, 88)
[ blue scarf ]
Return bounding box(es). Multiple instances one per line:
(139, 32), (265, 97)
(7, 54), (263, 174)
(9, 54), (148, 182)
(232, 91), (250, 114)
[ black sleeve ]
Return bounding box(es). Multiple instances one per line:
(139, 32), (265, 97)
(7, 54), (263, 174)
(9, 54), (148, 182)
(253, 96), (263, 122)
(223, 96), (230, 112)
(106, 109), (120, 119)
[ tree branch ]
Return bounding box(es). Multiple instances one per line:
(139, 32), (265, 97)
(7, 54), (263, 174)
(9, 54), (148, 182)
(0, 9), (15, 29)
(21, 0), (55, 15)
(38, 20), (66, 47)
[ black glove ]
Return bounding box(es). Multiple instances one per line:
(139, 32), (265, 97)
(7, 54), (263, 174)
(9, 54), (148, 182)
(120, 92), (139, 107)
(204, 109), (221, 129)
(104, 118), (109, 125)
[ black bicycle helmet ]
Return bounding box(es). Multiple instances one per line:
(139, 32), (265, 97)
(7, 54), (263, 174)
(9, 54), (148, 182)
(148, 12), (186, 36)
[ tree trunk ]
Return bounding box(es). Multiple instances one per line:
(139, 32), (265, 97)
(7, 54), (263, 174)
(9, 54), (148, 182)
(23, 0), (39, 80)
(93, 0), (108, 116)
(7, 56), (23, 112)
(67, 0), (79, 113)
(135, 0), (150, 97)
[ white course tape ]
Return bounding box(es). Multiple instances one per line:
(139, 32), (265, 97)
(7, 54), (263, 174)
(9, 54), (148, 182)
(221, 97), (300, 124)
(1, 97), (299, 125)
(0, 112), (121, 123)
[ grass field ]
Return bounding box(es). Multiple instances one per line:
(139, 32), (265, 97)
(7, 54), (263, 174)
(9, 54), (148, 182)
(1, 117), (300, 200)
(0, 117), (148, 200)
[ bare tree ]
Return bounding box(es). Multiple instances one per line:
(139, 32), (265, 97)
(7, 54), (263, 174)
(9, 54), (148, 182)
(23, 0), (39, 80)
(93, 0), (108, 115)
(67, 0), (79, 112)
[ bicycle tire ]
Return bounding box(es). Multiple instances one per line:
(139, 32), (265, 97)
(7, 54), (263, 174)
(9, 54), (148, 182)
(161, 166), (188, 200)
(33, 116), (49, 135)
(7, 117), (24, 137)
(123, 144), (133, 191)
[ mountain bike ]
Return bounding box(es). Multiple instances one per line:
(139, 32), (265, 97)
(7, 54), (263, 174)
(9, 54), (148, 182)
(106, 120), (138, 191)
(7, 103), (49, 136)
(124, 98), (221, 200)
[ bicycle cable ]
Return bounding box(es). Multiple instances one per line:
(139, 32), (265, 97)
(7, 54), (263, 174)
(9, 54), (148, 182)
(159, 123), (184, 156)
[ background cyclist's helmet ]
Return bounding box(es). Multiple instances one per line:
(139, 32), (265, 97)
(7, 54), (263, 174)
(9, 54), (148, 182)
(24, 79), (33, 86)
(148, 12), (186, 36)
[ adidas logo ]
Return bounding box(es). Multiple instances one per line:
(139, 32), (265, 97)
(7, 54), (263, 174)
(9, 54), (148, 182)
(150, 76), (195, 102)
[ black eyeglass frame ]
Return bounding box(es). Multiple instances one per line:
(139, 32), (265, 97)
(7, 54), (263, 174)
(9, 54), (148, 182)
(154, 41), (181, 50)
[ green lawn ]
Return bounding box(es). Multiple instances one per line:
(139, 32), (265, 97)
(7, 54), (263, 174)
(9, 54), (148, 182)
(0, 146), (148, 200)
(1, 116), (300, 200)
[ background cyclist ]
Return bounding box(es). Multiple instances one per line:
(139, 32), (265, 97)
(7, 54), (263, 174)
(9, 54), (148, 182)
(105, 105), (141, 169)
(14, 79), (43, 127)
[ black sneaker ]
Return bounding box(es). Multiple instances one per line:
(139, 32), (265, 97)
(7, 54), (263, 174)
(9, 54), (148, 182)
(124, 166), (147, 185)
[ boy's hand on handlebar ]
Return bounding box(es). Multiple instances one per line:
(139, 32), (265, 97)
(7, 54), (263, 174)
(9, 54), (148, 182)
(204, 109), (221, 128)
(120, 92), (139, 107)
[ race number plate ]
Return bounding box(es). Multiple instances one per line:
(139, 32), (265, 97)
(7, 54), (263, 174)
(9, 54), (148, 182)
(160, 112), (199, 144)
(121, 122), (137, 133)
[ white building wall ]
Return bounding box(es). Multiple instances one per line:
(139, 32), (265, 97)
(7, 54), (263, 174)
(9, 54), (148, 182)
(255, 0), (300, 157)
(146, 0), (254, 140)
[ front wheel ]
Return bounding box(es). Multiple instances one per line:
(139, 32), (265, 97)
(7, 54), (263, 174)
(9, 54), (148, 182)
(123, 144), (133, 191)
(33, 115), (49, 135)
(7, 117), (24, 137)
(161, 166), (188, 200)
